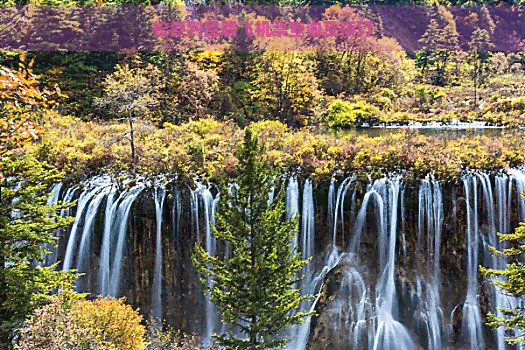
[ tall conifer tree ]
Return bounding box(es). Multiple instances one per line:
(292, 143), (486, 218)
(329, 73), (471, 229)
(193, 128), (311, 350)
(0, 54), (75, 345)
(481, 223), (525, 346)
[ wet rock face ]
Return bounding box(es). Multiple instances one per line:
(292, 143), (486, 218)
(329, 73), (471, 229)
(54, 173), (523, 349)
(305, 256), (498, 350)
(306, 263), (347, 350)
(306, 257), (375, 350)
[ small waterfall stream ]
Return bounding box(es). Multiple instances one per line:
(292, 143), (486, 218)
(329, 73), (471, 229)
(44, 183), (63, 267)
(152, 184), (166, 323)
(414, 176), (444, 350)
(192, 182), (220, 348)
(287, 176), (300, 252)
(47, 170), (525, 350)
(461, 174), (485, 350)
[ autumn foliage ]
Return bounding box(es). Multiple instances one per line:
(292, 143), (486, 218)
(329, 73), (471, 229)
(0, 53), (63, 180)
(17, 292), (146, 350)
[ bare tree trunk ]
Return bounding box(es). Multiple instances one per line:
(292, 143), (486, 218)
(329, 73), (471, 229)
(473, 65), (478, 111)
(129, 112), (136, 161)
(0, 179), (7, 348)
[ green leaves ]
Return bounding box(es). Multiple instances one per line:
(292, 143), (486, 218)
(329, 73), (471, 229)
(0, 154), (76, 344)
(481, 222), (525, 346)
(193, 128), (311, 349)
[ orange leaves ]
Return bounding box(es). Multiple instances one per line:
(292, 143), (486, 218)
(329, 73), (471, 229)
(0, 55), (58, 156)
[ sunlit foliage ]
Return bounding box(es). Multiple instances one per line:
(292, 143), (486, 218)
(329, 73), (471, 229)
(17, 289), (146, 350)
(0, 54), (75, 345)
(481, 223), (525, 346)
(193, 129), (310, 349)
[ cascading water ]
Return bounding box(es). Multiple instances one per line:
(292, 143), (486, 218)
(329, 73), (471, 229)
(75, 185), (113, 290)
(332, 176), (355, 248)
(61, 178), (109, 274)
(286, 178), (315, 349)
(288, 176), (350, 350)
(44, 186), (78, 268)
(98, 186), (117, 296)
(152, 185), (166, 323)
(485, 171), (525, 350)
(192, 182), (221, 348)
(47, 170), (525, 350)
(370, 177), (415, 350)
(301, 179), (315, 263)
(413, 175), (444, 350)
(287, 175), (300, 252)
(44, 183), (63, 267)
(107, 183), (146, 296)
(62, 183), (103, 271)
(461, 174), (485, 350)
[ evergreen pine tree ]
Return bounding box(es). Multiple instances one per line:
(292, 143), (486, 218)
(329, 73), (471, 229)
(193, 128), (311, 350)
(468, 28), (493, 109)
(0, 54), (75, 345)
(481, 223), (525, 346)
(417, 15), (459, 86)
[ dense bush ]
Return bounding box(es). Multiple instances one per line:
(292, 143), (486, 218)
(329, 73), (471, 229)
(245, 52), (321, 127)
(24, 116), (525, 183)
(17, 291), (146, 350)
(161, 60), (221, 124)
(326, 100), (382, 128)
(484, 96), (525, 115)
(410, 84), (448, 113)
(145, 318), (201, 350)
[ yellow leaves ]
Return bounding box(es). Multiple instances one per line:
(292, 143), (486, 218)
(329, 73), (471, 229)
(69, 297), (145, 350)
(1, 57), (62, 155)
(19, 293), (146, 350)
(18, 111), (525, 183)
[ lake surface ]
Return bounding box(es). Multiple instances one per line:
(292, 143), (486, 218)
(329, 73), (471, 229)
(324, 123), (520, 138)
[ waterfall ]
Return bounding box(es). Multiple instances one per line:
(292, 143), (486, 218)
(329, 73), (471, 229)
(327, 177), (336, 234)
(44, 182), (62, 267)
(301, 179), (315, 262)
(46, 183), (63, 207)
(338, 263), (372, 349)
(44, 186), (78, 267)
(75, 186), (112, 290)
(489, 172), (525, 350)
(193, 182), (220, 348)
(47, 170), (525, 350)
(290, 248), (343, 350)
(461, 174), (485, 350)
(286, 175), (300, 252)
(286, 178), (315, 350)
(63, 180), (107, 271)
(331, 176), (355, 247)
(349, 184), (383, 255)
(98, 187), (117, 296)
(152, 185), (166, 323)
(289, 176), (350, 350)
(107, 183), (146, 297)
(414, 175), (444, 350)
(371, 176), (415, 350)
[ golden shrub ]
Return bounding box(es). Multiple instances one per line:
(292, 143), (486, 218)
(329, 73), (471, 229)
(17, 292), (146, 350)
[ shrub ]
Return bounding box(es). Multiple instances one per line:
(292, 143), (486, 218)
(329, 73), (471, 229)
(17, 290), (146, 350)
(382, 112), (412, 126)
(168, 61), (220, 122)
(479, 111), (508, 126)
(247, 51), (321, 128)
(511, 96), (525, 111)
(411, 85), (447, 113)
(145, 318), (201, 350)
(326, 100), (382, 128)
(485, 96), (525, 116)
